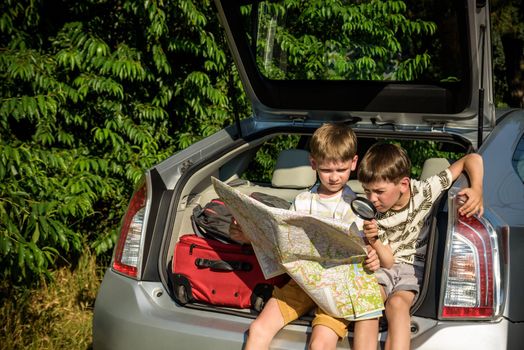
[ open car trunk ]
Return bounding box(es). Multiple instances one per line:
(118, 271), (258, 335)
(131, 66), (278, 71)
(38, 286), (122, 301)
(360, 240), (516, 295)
(161, 127), (471, 331)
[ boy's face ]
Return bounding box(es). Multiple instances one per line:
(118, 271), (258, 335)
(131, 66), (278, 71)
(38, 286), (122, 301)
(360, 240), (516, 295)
(362, 177), (410, 213)
(310, 156), (357, 195)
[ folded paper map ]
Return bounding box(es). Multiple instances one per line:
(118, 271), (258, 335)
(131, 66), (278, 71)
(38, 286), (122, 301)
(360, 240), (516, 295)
(212, 177), (384, 320)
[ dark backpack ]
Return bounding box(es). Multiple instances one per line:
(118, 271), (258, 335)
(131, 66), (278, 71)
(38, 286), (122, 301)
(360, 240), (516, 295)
(250, 191), (291, 210)
(192, 192), (290, 244)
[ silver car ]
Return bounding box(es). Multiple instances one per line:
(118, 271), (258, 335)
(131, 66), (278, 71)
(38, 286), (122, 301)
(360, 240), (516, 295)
(93, 0), (524, 348)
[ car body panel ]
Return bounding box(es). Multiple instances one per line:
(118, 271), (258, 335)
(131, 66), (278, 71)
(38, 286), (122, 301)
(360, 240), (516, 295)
(479, 110), (524, 322)
(480, 110), (524, 227)
(410, 318), (509, 349)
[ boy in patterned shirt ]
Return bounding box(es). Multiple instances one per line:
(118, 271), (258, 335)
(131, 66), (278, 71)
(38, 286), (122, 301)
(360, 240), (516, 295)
(358, 143), (484, 350)
(230, 123), (393, 350)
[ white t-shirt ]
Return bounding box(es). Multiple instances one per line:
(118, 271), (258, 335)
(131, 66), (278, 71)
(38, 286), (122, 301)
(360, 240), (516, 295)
(376, 169), (453, 266)
(291, 184), (358, 223)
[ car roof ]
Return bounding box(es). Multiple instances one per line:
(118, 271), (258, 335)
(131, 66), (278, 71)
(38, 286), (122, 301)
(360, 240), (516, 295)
(214, 0), (495, 131)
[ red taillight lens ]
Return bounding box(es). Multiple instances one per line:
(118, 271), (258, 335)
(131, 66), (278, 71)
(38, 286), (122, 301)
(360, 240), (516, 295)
(441, 191), (500, 319)
(112, 184), (147, 278)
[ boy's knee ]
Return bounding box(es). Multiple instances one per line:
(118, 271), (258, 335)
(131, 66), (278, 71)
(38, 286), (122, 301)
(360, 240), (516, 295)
(309, 337), (336, 350)
(248, 318), (280, 341)
(248, 319), (268, 338)
(385, 293), (413, 313)
(308, 325), (339, 350)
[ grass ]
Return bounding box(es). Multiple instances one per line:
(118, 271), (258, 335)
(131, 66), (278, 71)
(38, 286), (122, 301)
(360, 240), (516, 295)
(0, 251), (103, 350)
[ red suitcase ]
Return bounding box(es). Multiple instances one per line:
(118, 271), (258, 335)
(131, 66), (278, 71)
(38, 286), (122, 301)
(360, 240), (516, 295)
(171, 234), (288, 311)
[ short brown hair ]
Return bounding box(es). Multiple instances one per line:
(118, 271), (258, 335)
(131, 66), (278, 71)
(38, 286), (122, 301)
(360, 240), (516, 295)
(309, 123), (357, 162)
(357, 143), (411, 184)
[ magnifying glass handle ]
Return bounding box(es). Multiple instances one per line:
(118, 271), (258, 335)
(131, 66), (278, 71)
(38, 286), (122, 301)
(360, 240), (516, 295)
(365, 235), (379, 244)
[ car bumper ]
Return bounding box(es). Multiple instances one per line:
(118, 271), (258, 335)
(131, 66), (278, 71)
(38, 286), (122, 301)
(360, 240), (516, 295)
(410, 316), (509, 349)
(94, 269), (512, 350)
(93, 270), (312, 350)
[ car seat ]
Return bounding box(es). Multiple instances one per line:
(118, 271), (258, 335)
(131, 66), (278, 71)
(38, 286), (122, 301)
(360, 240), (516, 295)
(271, 149), (317, 189)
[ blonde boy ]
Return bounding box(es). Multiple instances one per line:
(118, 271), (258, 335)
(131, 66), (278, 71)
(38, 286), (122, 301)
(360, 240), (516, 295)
(230, 123), (393, 350)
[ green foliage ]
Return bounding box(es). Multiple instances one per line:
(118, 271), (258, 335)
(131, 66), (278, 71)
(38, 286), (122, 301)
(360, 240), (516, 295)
(0, 0), (248, 285)
(244, 135), (300, 182)
(392, 140), (464, 178)
(490, 0), (524, 107)
(1, 0), (521, 288)
(249, 0), (436, 81)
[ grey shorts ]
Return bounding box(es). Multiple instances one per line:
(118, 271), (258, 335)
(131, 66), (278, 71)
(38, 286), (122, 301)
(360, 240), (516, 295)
(375, 263), (424, 299)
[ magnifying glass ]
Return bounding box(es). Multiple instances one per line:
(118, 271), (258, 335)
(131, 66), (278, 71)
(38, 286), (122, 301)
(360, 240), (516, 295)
(351, 197), (377, 221)
(351, 197), (379, 243)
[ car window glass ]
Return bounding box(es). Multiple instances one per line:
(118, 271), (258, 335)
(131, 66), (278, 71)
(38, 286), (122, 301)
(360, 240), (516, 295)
(240, 0), (466, 82)
(512, 134), (524, 183)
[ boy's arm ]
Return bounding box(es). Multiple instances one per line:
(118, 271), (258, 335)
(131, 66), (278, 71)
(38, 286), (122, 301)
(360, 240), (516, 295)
(448, 153), (484, 217)
(229, 219), (252, 244)
(363, 220), (394, 269)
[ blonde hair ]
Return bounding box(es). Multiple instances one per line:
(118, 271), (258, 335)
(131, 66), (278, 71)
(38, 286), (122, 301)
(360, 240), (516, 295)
(309, 123), (357, 162)
(357, 143), (411, 184)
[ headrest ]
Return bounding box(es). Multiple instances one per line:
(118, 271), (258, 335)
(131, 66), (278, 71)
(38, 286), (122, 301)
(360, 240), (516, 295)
(420, 158), (450, 180)
(271, 149), (317, 189)
(347, 179), (365, 194)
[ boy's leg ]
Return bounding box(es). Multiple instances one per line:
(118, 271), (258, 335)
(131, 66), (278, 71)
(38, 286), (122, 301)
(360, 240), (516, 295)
(245, 297), (285, 350)
(383, 290), (415, 350)
(352, 318), (379, 350)
(376, 264), (422, 350)
(308, 309), (349, 350)
(309, 325), (339, 350)
(246, 280), (315, 350)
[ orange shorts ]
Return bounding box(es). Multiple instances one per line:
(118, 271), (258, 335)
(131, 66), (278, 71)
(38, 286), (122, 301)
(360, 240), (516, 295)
(272, 279), (349, 338)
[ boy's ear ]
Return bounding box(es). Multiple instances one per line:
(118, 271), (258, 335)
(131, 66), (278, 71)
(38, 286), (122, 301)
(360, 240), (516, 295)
(399, 176), (410, 193)
(351, 155), (358, 171)
(309, 156), (317, 170)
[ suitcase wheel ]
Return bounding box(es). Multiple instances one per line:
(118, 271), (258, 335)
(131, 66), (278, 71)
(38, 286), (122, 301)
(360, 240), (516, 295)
(176, 284), (189, 304)
(173, 274), (192, 305)
(251, 284), (274, 312)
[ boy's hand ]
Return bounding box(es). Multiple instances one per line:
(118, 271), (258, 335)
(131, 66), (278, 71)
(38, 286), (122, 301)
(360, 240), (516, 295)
(364, 245), (380, 272)
(363, 219), (379, 245)
(448, 153), (484, 218)
(229, 218), (251, 244)
(458, 187), (484, 217)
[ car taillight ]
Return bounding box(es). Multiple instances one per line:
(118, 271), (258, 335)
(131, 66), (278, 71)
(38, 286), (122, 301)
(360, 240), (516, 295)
(112, 183), (147, 279)
(440, 189), (501, 319)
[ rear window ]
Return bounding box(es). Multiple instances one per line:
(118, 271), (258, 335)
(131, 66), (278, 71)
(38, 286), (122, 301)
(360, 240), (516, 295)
(240, 0), (466, 83)
(218, 0), (473, 114)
